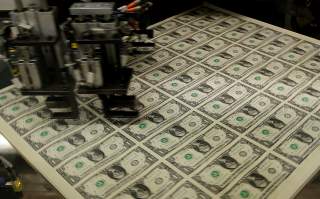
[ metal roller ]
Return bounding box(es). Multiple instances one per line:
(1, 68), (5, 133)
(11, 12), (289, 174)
(17, 60), (32, 89)
(80, 58), (89, 82)
(91, 58), (103, 87)
(39, 0), (49, 11)
(27, 60), (42, 89)
(14, 0), (23, 12)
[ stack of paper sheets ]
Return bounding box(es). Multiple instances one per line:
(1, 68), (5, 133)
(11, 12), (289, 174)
(1, 3), (320, 199)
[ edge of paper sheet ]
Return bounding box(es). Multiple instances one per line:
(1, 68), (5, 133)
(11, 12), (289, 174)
(204, 2), (320, 45)
(0, 116), (84, 199)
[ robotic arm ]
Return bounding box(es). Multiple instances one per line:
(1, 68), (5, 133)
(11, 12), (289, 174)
(1, 0), (154, 119)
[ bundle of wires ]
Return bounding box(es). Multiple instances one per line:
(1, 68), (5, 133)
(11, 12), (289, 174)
(118, 0), (153, 13)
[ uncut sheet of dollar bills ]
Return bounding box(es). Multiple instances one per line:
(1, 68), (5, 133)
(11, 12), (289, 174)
(1, 3), (320, 199)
